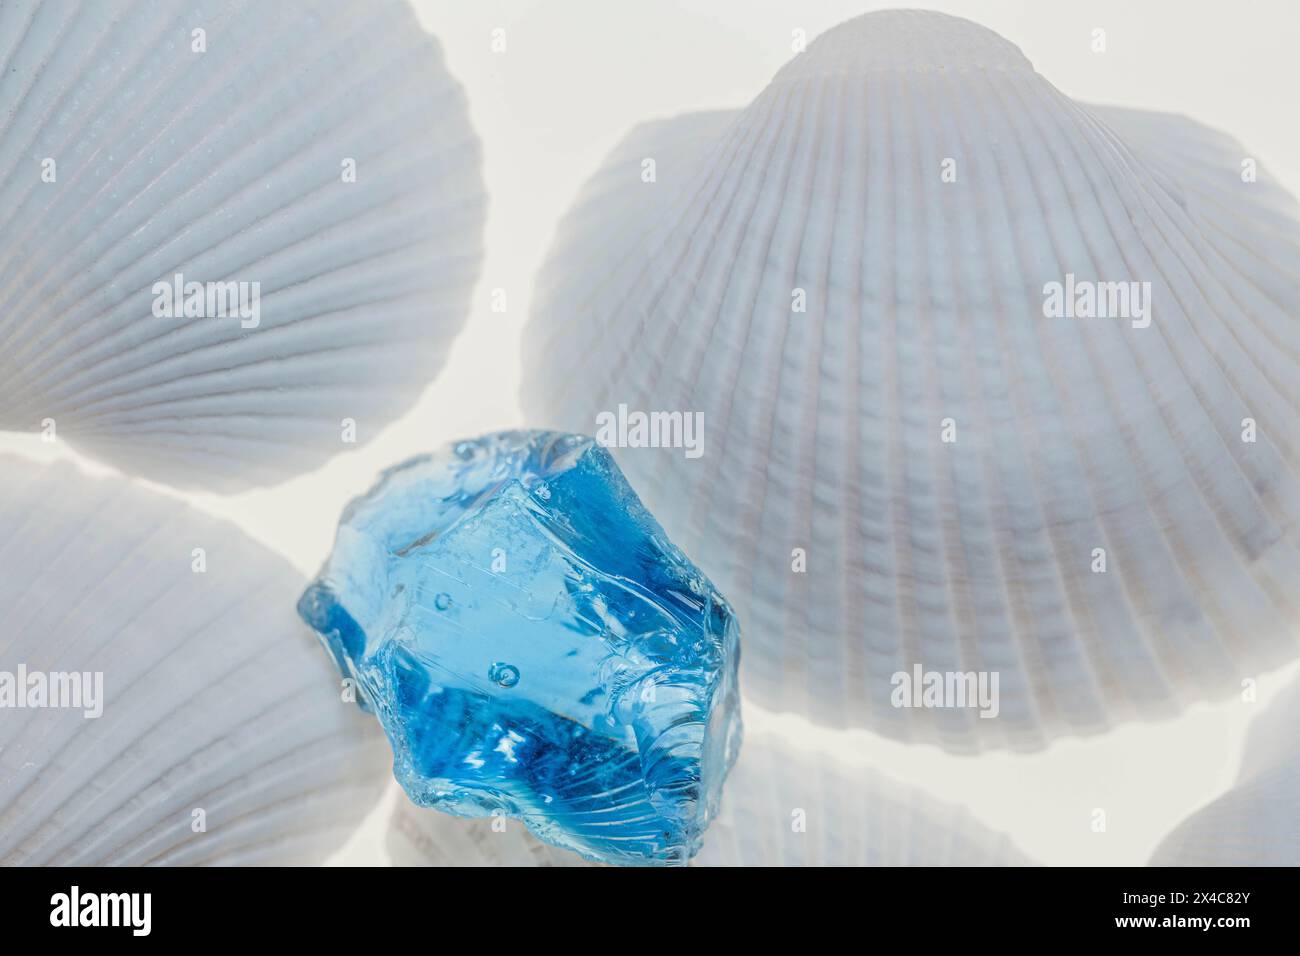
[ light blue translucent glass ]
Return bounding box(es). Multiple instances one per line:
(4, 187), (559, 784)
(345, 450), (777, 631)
(299, 431), (742, 865)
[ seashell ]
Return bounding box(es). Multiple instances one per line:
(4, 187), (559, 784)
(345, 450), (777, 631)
(389, 795), (590, 868)
(521, 10), (1300, 751)
(1149, 673), (1300, 865)
(387, 723), (1034, 866)
(0, 0), (485, 491)
(0, 455), (389, 864)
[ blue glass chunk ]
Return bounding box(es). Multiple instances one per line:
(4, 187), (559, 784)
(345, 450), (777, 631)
(298, 430), (742, 865)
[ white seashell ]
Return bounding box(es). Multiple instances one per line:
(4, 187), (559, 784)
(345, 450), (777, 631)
(389, 794), (590, 868)
(521, 10), (1300, 751)
(0, 0), (485, 491)
(0, 455), (388, 864)
(1149, 674), (1300, 865)
(387, 724), (1033, 866)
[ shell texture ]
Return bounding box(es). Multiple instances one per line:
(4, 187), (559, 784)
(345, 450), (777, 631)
(1149, 673), (1300, 866)
(521, 10), (1300, 751)
(387, 724), (1034, 866)
(0, 0), (485, 491)
(0, 455), (389, 864)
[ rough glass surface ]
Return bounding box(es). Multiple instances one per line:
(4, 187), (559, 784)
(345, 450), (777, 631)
(298, 430), (742, 865)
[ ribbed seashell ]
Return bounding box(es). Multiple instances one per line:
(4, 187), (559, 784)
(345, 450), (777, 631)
(0, 0), (484, 491)
(521, 10), (1300, 751)
(0, 456), (388, 864)
(387, 724), (1033, 866)
(1149, 674), (1300, 865)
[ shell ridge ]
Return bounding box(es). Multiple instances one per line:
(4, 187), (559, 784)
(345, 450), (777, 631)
(766, 75), (848, 731)
(0, 454), (388, 865)
(530, 104), (761, 410)
(1001, 60), (1277, 715)
(1007, 65), (1297, 700)
(1, 55), (465, 384)
(929, 71), (1035, 747)
(0, 0), (486, 489)
(1061, 92), (1300, 571)
(0, 0), (165, 251)
(21, 237), (467, 419)
(0, 0), (306, 352)
(515, 9), (1300, 746)
(915, 68), (1017, 746)
(0, 1), (189, 264)
(616, 83), (811, 551)
(580, 86), (796, 426)
(960, 69), (1120, 734)
(33, 695), (353, 864)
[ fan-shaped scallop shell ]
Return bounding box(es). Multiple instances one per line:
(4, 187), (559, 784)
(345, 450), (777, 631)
(521, 10), (1300, 751)
(0, 456), (389, 864)
(387, 725), (1033, 866)
(0, 0), (484, 491)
